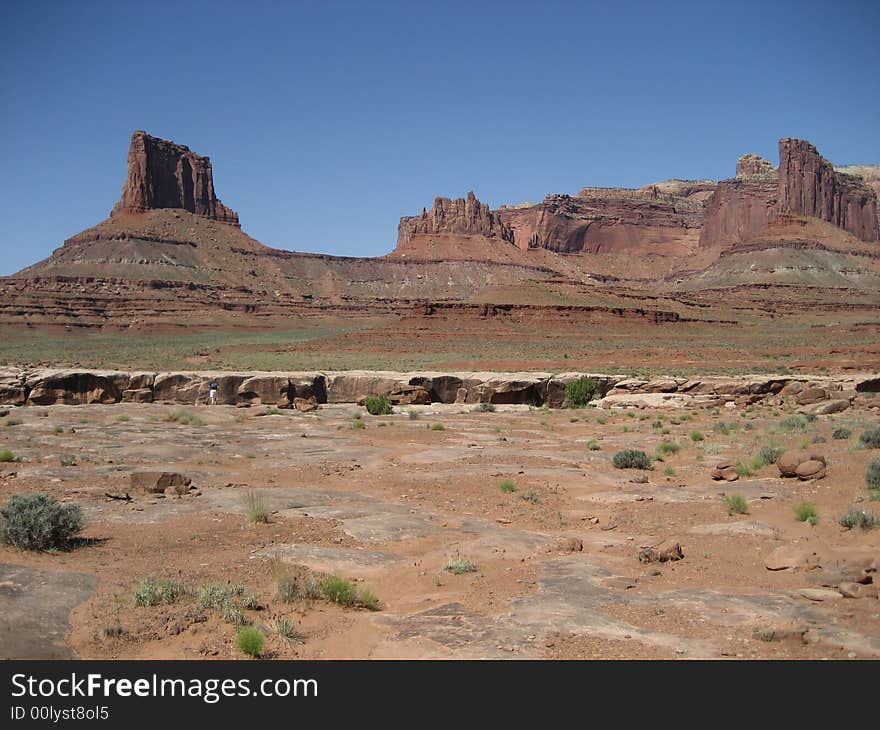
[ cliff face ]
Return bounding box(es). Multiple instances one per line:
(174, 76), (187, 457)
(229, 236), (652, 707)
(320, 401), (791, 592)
(396, 191), (513, 248)
(110, 131), (240, 226)
(778, 138), (878, 242)
(494, 186), (708, 257)
(699, 154), (778, 250)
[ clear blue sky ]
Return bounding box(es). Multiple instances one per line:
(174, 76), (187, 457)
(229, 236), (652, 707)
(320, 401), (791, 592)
(2, 0), (878, 275)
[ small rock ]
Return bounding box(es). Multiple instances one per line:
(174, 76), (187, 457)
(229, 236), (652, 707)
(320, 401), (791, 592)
(797, 588), (841, 602)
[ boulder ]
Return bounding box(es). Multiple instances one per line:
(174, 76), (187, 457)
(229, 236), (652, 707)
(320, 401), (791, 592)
(796, 387), (828, 406)
(765, 545), (821, 571)
(796, 460), (826, 480)
(638, 541), (684, 563)
(293, 397), (318, 412)
(799, 399), (850, 416)
(388, 385), (431, 405)
(130, 471), (191, 494)
(26, 369), (129, 405)
(121, 388), (153, 403)
(777, 450), (825, 478)
(153, 373), (201, 403)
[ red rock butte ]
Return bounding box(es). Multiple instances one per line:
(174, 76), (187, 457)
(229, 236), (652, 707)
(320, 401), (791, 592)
(111, 130), (240, 226)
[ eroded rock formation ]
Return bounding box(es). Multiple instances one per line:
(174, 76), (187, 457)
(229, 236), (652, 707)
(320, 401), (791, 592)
(397, 191), (513, 248)
(778, 138), (878, 242)
(110, 130), (239, 226)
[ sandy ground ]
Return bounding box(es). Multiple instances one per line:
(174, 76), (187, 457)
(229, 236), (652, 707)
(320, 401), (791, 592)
(1, 397), (879, 660)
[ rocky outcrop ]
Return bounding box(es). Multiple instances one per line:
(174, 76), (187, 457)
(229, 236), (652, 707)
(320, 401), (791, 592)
(778, 138), (878, 242)
(736, 154), (776, 178)
(497, 188), (706, 256)
(396, 191), (513, 248)
(110, 130), (239, 226)
(1, 368), (875, 409)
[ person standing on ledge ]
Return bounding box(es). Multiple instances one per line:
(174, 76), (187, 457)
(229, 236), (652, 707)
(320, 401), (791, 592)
(208, 381), (219, 406)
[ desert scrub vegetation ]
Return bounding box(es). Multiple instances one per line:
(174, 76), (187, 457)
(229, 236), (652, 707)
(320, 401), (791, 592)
(839, 507), (878, 531)
(272, 617), (303, 643)
(430, 423), (445, 431)
(0, 448), (15, 462)
(565, 376), (597, 408)
(133, 577), (188, 606)
(320, 575), (379, 610)
(755, 445), (784, 466)
(858, 427), (880, 449)
(364, 394), (393, 416)
(445, 553), (477, 574)
(474, 403), (496, 413)
(520, 489), (541, 504)
(832, 427), (851, 440)
(235, 625), (265, 658)
(198, 582), (260, 625)
(244, 491), (271, 523)
(586, 439), (601, 450)
(712, 421), (735, 435)
(273, 563), (323, 603)
(656, 440), (680, 456)
(499, 479), (517, 493)
(0, 494), (83, 551)
(793, 502), (818, 526)
(724, 494), (749, 515)
(167, 409), (203, 426)
(407, 410), (419, 420)
(778, 415), (808, 434)
(690, 430), (705, 442)
(866, 458), (880, 494)
(5, 417), (23, 427)
(612, 449), (651, 470)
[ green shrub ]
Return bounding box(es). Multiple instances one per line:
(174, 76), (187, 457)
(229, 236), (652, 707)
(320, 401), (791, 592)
(755, 445), (783, 466)
(273, 617), (302, 642)
(198, 582), (254, 625)
(474, 403), (496, 413)
(133, 577), (187, 606)
(445, 553), (477, 574)
(244, 492), (271, 524)
(320, 575), (378, 609)
(733, 460), (756, 478)
(865, 458), (880, 491)
(779, 415), (808, 433)
(276, 571), (323, 603)
(839, 508), (878, 530)
(858, 428), (880, 449)
(0, 494), (83, 551)
(586, 439), (601, 451)
(612, 450), (651, 469)
(565, 376), (598, 408)
(0, 449), (15, 462)
(713, 422), (732, 435)
(52, 425), (64, 434)
(167, 409), (203, 426)
(236, 626), (265, 657)
(690, 431), (704, 442)
(724, 494), (749, 515)
(793, 502), (818, 526)
(832, 427), (851, 440)
(657, 440), (680, 456)
(430, 423), (445, 431)
(663, 466), (676, 477)
(499, 479), (517, 493)
(364, 395), (393, 416)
